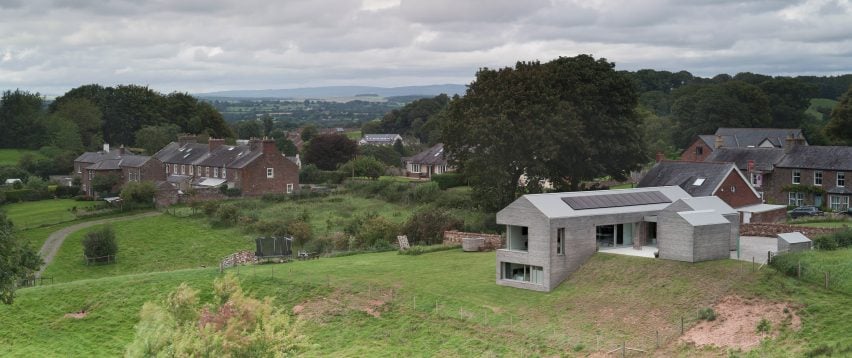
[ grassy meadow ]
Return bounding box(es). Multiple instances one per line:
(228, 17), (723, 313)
(2, 199), (97, 230)
(3, 250), (851, 357)
(0, 148), (40, 166)
(42, 214), (253, 283)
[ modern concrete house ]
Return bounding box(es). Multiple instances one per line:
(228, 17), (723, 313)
(495, 186), (738, 292)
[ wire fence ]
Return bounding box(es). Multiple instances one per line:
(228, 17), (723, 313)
(770, 252), (852, 294)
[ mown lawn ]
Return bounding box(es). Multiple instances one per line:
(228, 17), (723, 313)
(2, 199), (97, 230)
(0, 148), (41, 166)
(795, 221), (851, 229)
(42, 214), (253, 283)
(6, 249), (850, 357)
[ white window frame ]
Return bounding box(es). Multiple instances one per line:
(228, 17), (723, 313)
(792, 169), (801, 185)
(556, 228), (565, 256)
(165, 164), (169, 174)
(788, 192), (805, 206)
(411, 163), (421, 173)
(750, 173), (762, 188)
(287, 183), (294, 193)
(205, 166), (210, 177)
(814, 171), (823, 186)
(838, 172), (845, 187)
(173, 164), (178, 174)
(222, 167), (226, 178)
(829, 195), (849, 211)
(189, 165), (193, 175)
(267, 168), (274, 178)
(181, 165), (185, 175)
(214, 167), (219, 177)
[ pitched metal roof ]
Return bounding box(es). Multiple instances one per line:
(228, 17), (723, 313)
(638, 161), (736, 197)
(777, 232), (811, 244)
(704, 148), (785, 172)
(562, 190), (671, 210)
(403, 143), (447, 166)
(677, 210), (730, 226)
(776, 146), (852, 171)
(506, 186), (692, 219)
(673, 197), (737, 215)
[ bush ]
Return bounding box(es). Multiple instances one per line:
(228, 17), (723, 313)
(756, 318), (771, 333)
(698, 307), (716, 321)
(411, 182), (440, 203)
(357, 216), (400, 248)
(339, 156), (386, 180)
(812, 235), (839, 250)
(403, 209), (463, 245)
(288, 220), (313, 249)
(120, 181), (156, 204)
(82, 226), (117, 260)
(125, 274), (306, 357)
(399, 244), (460, 256)
(2, 189), (39, 202)
(202, 201), (220, 216)
(812, 228), (852, 250)
(433, 189), (474, 209)
(55, 185), (80, 198)
(431, 173), (465, 189)
(215, 205), (240, 226)
(300, 164), (348, 184)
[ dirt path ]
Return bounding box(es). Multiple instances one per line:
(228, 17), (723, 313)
(35, 211), (162, 277)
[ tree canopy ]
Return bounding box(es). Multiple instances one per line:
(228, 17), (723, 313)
(303, 134), (357, 170)
(374, 94), (449, 144)
(0, 213), (43, 304)
(443, 55), (647, 211)
(826, 85), (852, 145)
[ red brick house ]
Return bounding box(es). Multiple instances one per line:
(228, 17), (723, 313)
(638, 160), (787, 222)
(73, 144), (164, 198)
(402, 143), (454, 179)
(681, 128), (807, 162)
(152, 136), (299, 196)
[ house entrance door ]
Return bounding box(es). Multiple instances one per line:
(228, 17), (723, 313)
(814, 194), (823, 207)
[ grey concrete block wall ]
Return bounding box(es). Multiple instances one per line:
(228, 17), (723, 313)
(658, 210), (696, 262)
(692, 223), (732, 261)
(723, 212), (740, 249)
(496, 197), (552, 291)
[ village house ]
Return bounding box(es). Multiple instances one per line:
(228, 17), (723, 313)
(496, 186), (738, 292)
(402, 143), (453, 179)
(638, 160), (786, 222)
(705, 135), (851, 212)
(358, 133), (403, 146)
(73, 144), (165, 198)
(680, 128), (807, 162)
(152, 135), (299, 196)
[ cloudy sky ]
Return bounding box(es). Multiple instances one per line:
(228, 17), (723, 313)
(1, 0), (851, 95)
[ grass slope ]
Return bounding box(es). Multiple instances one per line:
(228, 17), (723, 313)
(3, 199), (97, 230)
(5, 250), (850, 356)
(42, 215), (253, 283)
(805, 98), (839, 121)
(0, 148), (40, 166)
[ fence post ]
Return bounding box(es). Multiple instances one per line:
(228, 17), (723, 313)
(656, 330), (659, 348)
(767, 251), (771, 264)
(681, 317), (684, 335)
(824, 271), (829, 289)
(797, 261), (801, 279)
(752, 257), (755, 272)
(622, 341), (626, 357)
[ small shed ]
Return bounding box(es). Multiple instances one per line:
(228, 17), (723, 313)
(777, 232), (812, 253)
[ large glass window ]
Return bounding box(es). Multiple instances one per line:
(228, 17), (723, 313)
(507, 225), (528, 251)
(502, 262), (543, 284)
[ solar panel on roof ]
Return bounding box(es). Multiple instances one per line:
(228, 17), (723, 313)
(561, 191), (672, 210)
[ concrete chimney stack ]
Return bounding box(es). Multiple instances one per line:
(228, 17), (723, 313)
(714, 135), (724, 149)
(103, 143), (110, 153)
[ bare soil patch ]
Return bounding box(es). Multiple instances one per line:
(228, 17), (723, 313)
(681, 295), (801, 350)
(292, 289), (390, 320)
(64, 310), (88, 319)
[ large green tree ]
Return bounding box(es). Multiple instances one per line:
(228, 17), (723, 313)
(0, 90), (46, 149)
(443, 55), (648, 211)
(135, 124), (181, 155)
(303, 134), (357, 170)
(0, 213), (43, 304)
(378, 94), (449, 144)
(51, 98), (103, 150)
(671, 80), (772, 148)
(825, 86), (852, 145)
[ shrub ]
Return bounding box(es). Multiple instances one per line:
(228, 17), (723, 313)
(215, 205), (240, 226)
(431, 173), (465, 189)
(125, 274), (306, 357)
(756, 318), (771, 333)
(812, 235), (839, 250)
(120, 181), (156, 205)
(55, 185), (80, 198)
(812, 228), (852, 250)
(300, 164), (347, 184)
(82, 226), (117, 260)
(698, 307), (717, 321)
(357, 216), (400, 248)
(2, 189), (38, 202)
(339, 156), (386, 180)
(403, 209), (463, 245)
(411, 182), (440, 203)
(434, 189), (474, 209)
(202, 201), (220, 216)
(288, 220), (313, 249)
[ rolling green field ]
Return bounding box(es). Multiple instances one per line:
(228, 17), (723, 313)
(3, 250), (851, 357)
(2, 199), (98, 230)
(42, 214), (253, 283)
(0, 148), (40, 166)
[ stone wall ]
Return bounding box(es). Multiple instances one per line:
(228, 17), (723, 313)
(443, 230), (503, 251)
(740, 223), (839, 238)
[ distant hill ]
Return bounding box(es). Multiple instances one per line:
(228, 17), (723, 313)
(195, 84), (466, 100)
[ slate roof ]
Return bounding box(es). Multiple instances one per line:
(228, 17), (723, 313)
(152, 141), (267, 169)
(403, 143), (448, 166)
(712, 128), (806, 148)
(77, 150), (151, 170)
(638, 161), (736, 197)
(704, 148), (785, 172)
(776, 146), (852, 171)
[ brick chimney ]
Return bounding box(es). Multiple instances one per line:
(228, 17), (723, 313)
(249, 137), (262, 151)
(178, 134), (197, 146)
(655, 152), (665, 163)
(714, 135), (724, 149)
(208, 138), (225, 152)
(784, 133), (799, 154)
(262, 137), (277, 155)
(118, 145), (126, 155)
